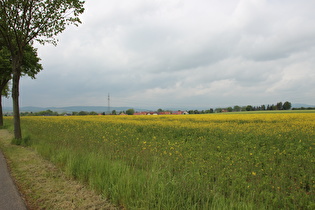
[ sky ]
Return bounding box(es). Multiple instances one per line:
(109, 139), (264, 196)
(3, 0), (315, 109)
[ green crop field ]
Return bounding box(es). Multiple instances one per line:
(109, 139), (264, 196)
(4, 112), (315, 209)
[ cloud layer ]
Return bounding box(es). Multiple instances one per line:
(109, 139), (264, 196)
(5, 0), (315, 109)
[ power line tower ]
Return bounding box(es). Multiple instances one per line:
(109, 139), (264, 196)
(107, 93), (110, 114)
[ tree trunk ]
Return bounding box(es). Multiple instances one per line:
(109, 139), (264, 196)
(0, 95), (3, 127)
(0, 79), (10, 128)
(12, 57), (22, 140)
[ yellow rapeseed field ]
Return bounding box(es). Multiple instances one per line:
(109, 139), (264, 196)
(7, 113), (314, 209)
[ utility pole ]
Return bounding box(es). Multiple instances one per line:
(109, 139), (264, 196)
(108, 93), (110, 114)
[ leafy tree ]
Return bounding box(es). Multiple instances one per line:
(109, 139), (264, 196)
(233, 105), (241, 112)
(0, 43), (11, 126)
(0, 0), (85, 139)
(35, 109), (58, 116)
(78, 111), (88, 115)
(283, 101), (292, 110)
(0, 40), (42, 126)
(227, 107), (233, 112)
(89, 111), (98, 115)
(246, 105), (253, 111)
(276, 102), (283, 110)
(126, 109), (135, 115)
(112, 110), (117, 115)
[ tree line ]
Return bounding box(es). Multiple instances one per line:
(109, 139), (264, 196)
(215, 101), (292, 113)
(18, 110), (100, 116)
(292, 107), (315, 110)
(184, 101), (292, 114)
(18, 109), (127, 116)
(155, 101), (292, 115)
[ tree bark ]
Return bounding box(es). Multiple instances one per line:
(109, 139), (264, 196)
(0, 79), (10, 127)
(12, 57), (22, 140)
(12, 72), (22, 139)
(0, 95), (3, 127)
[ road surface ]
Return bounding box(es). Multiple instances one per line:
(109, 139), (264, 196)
(0, 149), (27, 210)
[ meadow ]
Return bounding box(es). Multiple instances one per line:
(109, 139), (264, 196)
(5, 112), (315, 209)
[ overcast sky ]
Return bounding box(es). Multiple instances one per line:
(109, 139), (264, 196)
(4, 0), (315, 109)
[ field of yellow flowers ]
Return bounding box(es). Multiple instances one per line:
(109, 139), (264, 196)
(8, 113), (315, 209)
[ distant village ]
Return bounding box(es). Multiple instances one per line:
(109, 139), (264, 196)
(125, 111), (189, 115)
(6, 109), (191, 116)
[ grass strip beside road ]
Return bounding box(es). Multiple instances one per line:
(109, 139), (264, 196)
(0, 129), (117, 210)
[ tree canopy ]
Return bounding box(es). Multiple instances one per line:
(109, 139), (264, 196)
(0, 0), (85, 48)
(0, 40), (43, 126)
(126, 109), (135, 115)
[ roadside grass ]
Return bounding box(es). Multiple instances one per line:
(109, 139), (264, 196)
(0, 129), (118, 210)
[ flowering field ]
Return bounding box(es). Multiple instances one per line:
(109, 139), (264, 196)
(8, 113), (315, 209)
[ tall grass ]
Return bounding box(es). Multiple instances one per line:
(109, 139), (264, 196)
(4, 113), (315, 209)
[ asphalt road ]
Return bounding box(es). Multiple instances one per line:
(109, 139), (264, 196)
(0, 150), (27, 210)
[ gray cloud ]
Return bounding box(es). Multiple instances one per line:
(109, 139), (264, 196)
(3, 0), (315, 109)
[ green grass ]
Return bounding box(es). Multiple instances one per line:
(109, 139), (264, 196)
(0, 129), (117, 209)
(3, 113), (315, 209)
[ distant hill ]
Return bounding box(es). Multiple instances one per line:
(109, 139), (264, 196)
(3, 103), (314, 113)
(292, 103), (315, 108)
(3, 106), (150, 113)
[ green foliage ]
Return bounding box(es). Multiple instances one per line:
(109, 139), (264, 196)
(283, 101), (292, 110)
(126, 108), (135, 115)
(21, 45), (43, 78)
(246, 105), (253, 111)
(0, 0), (85, 46)
(233, 105), (241, 112)
(276, 102), (283, 110)
(36, 110), (59, 116)
(0, 43), (11, 96)
(11, 134), (31, 146)
(78, 111), (88, 115)
(0, 43), (42, 96)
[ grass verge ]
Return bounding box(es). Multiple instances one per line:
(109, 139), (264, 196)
(0, 129), (118, 210)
